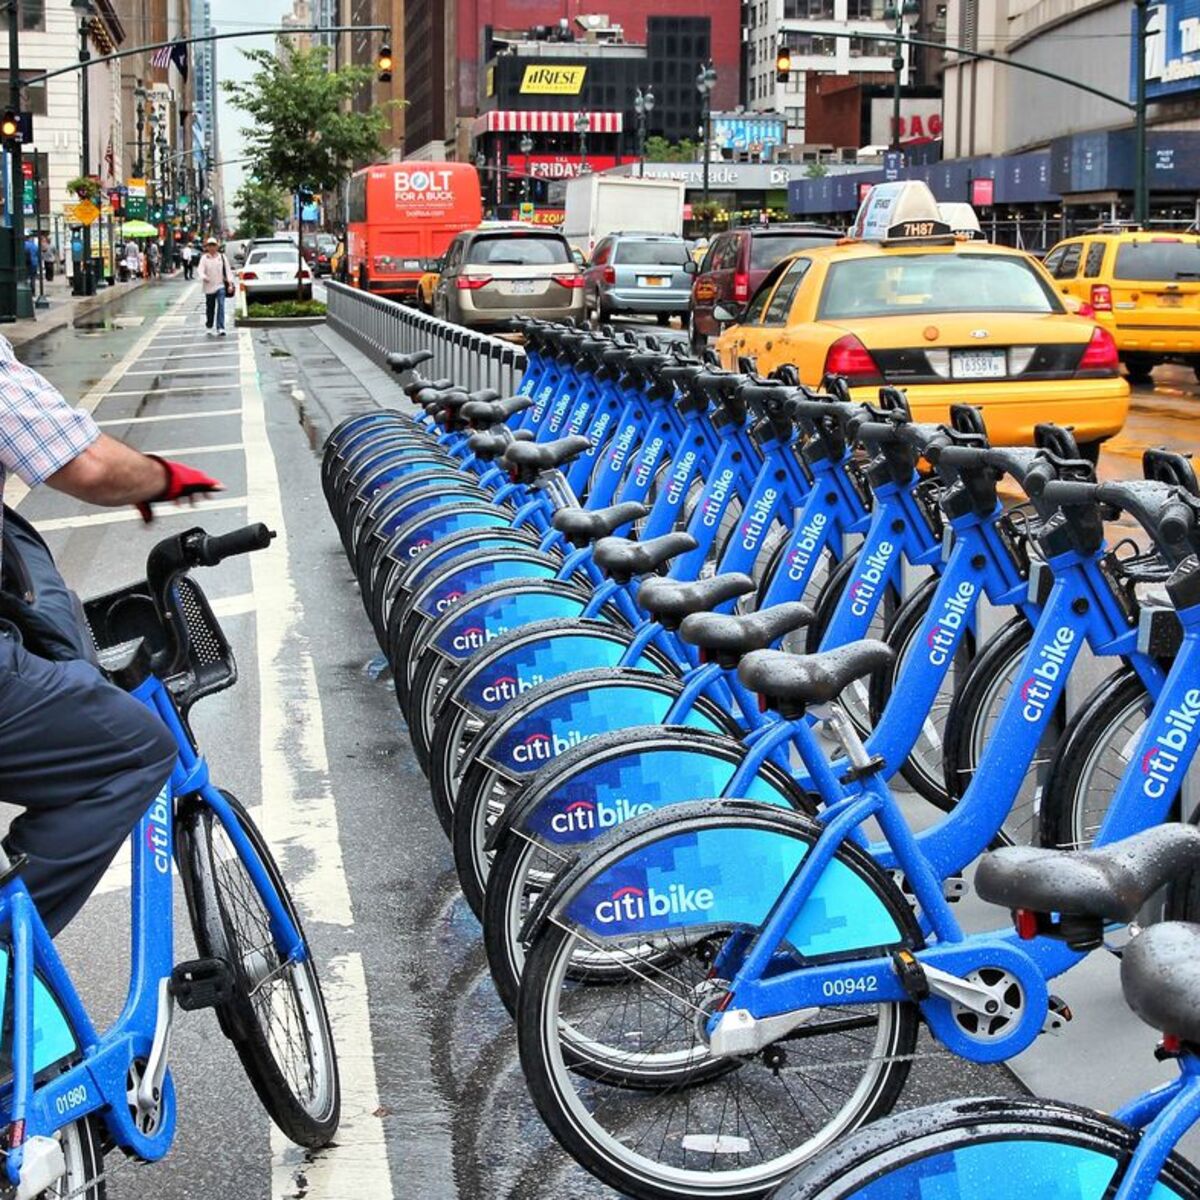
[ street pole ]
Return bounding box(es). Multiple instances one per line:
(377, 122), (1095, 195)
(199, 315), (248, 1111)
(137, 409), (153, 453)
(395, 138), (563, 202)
(4, 0), (32, 319)
(32, 150), (46, 307)
(697, 62), (716, 233)
(1134, 0), (1149, 226)
(76, 0), (95, 295)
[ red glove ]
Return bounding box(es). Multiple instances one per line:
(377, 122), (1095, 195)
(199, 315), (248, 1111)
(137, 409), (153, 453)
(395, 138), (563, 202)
(137, 456), (224, 523)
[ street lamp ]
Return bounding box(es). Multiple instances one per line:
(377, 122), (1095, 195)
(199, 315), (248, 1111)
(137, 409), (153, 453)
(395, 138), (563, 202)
(634, 86), (655, 178)
(883, 1), (920, 154)
(73, 0), (98, 295)
(574, 110), (590, 172)
(519, 133), (533, 203)
(696, 61), (717, 229)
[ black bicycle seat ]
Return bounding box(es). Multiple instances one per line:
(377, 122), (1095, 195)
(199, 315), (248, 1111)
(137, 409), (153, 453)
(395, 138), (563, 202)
(976, 824), (1200, 927)
(637, 573), (756, 631)
(503, 435), (592, 481)
(461, 395), (533, 430)
(592, 532), (697, 585)
(1122, 921), (1200, 1044)
(738, 642), (895, 718)
(680, 602), (815, 667)
(387, 349), (434, 373)
(552, 502), (650, 548)
(466, 428), (533, 462)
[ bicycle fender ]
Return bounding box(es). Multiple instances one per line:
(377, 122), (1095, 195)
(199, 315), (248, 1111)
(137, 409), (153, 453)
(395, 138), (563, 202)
(490, 726), (807, 853)
(391, 526), (547, 596)
(379, 503), (515, 569)
(527, 801), (912, 963)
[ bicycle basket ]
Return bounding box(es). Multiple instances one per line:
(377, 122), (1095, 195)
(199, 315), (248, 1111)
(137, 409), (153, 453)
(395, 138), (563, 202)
(83, 575), (236, 714)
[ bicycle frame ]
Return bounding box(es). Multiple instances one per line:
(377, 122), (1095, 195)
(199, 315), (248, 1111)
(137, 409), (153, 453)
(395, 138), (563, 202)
(1110, 1053), (1200, 1200)
(0, 671), (304, 1183)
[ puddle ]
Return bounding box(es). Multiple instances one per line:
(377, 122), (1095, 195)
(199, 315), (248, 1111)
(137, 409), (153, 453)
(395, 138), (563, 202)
(72, 318), (116, 334)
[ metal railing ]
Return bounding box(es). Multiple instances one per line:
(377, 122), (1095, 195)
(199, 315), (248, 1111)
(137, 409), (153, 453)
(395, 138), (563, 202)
(325, 282), (528, 396)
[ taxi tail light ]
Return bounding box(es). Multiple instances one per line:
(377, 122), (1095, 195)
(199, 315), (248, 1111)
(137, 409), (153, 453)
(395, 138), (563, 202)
(1076, 326), (1119, 376)
(1090, 284), (1113, 312)
(240, 271), (258, 280)
(733, 272), (750, 304)
(602, 265), (616, 285)
(456, 274), (492, 290)
(825, 334), (884, 386)
(1076, 302), (1096, 318)
(553, 274), (585, 289)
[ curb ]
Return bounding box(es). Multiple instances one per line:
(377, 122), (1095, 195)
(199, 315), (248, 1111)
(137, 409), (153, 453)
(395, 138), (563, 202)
(239, 315), (327, 328)
(3, 277), (152, 350)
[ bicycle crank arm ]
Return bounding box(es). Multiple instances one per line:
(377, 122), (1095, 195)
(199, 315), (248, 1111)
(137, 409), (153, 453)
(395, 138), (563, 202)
(137, 978), (176, 1119)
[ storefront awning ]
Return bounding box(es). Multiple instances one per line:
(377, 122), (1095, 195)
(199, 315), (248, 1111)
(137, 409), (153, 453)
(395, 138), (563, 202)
(473, 111), (624, 136)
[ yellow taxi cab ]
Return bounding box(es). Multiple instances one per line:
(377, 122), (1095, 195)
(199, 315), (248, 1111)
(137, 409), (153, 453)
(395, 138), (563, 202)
(416, 267), (440, 312)
(716, 181), (1129, 457)
(1043, 226), (1200, 383)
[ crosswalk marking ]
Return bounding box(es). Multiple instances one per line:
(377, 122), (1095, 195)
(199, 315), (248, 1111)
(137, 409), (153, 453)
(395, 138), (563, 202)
(96, 407), (242, 425)
(34, 495), (246, 532)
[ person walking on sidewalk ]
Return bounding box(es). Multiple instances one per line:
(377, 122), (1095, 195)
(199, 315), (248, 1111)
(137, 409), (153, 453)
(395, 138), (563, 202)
(180, 241), (195, 281)
(198, 237), (234, 336)
(146, 240), (160, 280)
(122, 240), (141, 282)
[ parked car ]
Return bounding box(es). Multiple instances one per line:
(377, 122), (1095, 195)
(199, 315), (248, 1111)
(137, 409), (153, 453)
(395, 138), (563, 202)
(433, 225), (584, 329)
(1043, 226), (1200, 383)
(225, 238), (249, 268)
(582, 232), (694, 327)
(302, 232), (338, 276)
(689, 223), (842, 353)
(239, 245), (313, 302)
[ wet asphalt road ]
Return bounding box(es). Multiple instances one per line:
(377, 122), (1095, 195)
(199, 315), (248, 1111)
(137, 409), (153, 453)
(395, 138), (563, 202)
(10, 279), (1200, 1196)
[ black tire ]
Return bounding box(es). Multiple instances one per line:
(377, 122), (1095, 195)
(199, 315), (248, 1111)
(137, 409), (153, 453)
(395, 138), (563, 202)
(773, 1096), (1200, 1200)
(1124, 356), (1154, 385)
(516, 807), (922, 1199)
(655, 312), (672, 327)
(688, 312), (706, 357)
(941, 614), (1058, 846)
(868, 575), (971, 809)
(178, 792), (340, 1148)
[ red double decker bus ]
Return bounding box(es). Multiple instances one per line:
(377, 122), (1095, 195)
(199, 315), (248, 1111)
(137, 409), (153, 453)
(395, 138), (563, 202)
(346, 161), (483, 301)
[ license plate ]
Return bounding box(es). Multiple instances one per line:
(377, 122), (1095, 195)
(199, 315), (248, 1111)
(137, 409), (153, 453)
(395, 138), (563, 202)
(509, 280), (536, 295)
(950, 350), (1006, 379)
(641, 276), (669, 287)
(404, 259), (422, 269)
(1161, 293), (1183, 306)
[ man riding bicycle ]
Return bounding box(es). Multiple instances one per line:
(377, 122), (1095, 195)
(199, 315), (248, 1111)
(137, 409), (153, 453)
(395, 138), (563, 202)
(0, 335), (221, 934)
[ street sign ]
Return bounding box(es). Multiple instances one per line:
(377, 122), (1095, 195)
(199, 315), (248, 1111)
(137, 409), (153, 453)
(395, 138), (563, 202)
(126, 178), (146, 220)
(65, 199), (100, 226)
(883, 151), (904, 182)
(178, 195), (188, 209)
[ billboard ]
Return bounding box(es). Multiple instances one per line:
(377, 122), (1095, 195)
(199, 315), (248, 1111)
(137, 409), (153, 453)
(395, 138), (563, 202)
(868, 98), (943, 147)
(710, 114), (786, 157)
(1136, 1), (1200, 101)
(520, 65), (587, 95)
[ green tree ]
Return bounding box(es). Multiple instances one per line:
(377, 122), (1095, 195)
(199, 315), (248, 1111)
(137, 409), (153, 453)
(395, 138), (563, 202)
(225, 44), (398, 294)
(233, 177), (289, 239)
(643, 135), (675, 162)
(805, 161), (829, 179)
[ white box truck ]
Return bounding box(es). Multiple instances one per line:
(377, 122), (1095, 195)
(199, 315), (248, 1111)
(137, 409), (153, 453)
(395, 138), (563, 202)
(563, 175), (686, 258)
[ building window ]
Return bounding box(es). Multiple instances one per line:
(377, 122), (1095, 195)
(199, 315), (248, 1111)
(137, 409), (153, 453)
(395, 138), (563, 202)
(959, 0), (978, 51)
(0, 71), (47, 114)
(849, 37), (893, 57)
(784, 0), (834, 16)
(0, 0), (44, 30)
(788, 34), (835, 56)
(846, 0), (886, 17)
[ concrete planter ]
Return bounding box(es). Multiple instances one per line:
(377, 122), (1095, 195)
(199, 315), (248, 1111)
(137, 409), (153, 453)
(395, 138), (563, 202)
(238, 315), (327, 328)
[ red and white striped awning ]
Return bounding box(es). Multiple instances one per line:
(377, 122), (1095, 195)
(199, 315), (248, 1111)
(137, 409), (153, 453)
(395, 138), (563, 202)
(473, 110), (624, 136)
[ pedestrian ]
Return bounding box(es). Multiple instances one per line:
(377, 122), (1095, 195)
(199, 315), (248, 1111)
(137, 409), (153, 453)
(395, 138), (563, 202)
(123, 240), (141, 282)
(180, 241), (195, 281)
(146, 239), (161, 280)
(198, 236), (234, 336)
(40, 236), (53, 283)
(23, 234), (38, 295)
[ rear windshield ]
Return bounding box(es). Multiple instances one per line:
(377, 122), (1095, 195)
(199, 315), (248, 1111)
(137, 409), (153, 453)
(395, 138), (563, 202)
(614, 240), (690, 266)
(750, 232), (838, 271)
(819, 253), (1059, 319)
(247, 249), (297, 265)
(1114, 240), (1200, 281)
(468, 234), (569, 266)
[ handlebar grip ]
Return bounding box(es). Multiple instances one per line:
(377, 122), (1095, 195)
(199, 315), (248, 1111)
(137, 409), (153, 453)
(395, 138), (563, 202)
(194, 523), (276, 567)
(1033, 478), (1099, 507)
(1161, 502), (1194, 545)
(1021, 462), (1054, 497)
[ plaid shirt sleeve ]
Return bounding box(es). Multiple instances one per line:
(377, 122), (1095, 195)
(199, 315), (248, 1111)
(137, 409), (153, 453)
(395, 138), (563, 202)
(0, 335), (101, 487)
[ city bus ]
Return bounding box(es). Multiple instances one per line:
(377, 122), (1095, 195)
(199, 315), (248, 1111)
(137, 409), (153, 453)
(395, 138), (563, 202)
(346, 161), (483, 301)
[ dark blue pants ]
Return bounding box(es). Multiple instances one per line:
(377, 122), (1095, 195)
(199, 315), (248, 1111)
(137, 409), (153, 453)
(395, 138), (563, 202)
(0, 629), (177, 935)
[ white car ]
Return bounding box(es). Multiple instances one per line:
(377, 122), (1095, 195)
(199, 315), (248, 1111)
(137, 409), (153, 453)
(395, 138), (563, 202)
(239, 246), (313, 302)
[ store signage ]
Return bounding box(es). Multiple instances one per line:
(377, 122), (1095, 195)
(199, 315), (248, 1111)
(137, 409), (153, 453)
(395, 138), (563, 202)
(529, 208), (564, 226)
(710, 114), (785, 155)
(970, 177), (994, 206)
(126, 177), (146, 220)
(869, 99), (943, 147)
(520, 65), (587, 95)
(1136, 0), (1200, 101)
(525, 155), (618, 179)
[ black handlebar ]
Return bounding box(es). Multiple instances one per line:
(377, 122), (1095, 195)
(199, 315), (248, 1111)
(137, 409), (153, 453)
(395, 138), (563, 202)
(190, 523), (277, 568)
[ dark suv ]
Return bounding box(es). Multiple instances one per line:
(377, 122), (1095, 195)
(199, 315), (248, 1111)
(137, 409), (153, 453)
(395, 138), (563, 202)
(689, 224), (841, 353)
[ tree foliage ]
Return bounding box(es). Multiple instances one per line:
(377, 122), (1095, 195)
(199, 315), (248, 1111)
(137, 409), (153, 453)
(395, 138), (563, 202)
(805, 161), (829, 179)
(224, 45), (396, 195)
(644, 136), (700, 163)
(233, 176), (290, 239)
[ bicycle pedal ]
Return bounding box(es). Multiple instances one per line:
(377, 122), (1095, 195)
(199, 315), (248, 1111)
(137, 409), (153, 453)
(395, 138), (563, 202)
(1042, 994), (1073, 1036)
(170, 958), (233, 1012)
(891, 949), (930, 1002)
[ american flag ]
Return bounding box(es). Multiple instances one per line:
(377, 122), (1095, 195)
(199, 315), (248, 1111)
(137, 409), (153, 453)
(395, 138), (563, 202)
(151, 41), (189, 79)
(150, 43), (173, 69)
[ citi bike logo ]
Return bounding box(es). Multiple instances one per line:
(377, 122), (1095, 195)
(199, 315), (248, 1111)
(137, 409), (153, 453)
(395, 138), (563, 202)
(532, 385), (554, 420)
(701, 469), (737, 528)
(511, 728), (592, 764)
(1140, 688), (1200, 799)
(927, 581), (976, 666)
(451, 624), (510, 652)
(1019, 626), (1076, 723)
(480, 673), (544, 705)
(594, 881), (716, 924)
(568, 402), (596, 438)
(740, 489), (779, 553)
(633, 437), (664, 489)
(664, 453), (697, 506)
(848, 542), (895, 618)
(407, 538), (433, 559)
(434, 589), (465, 613)
(607, 423), (637, 473)
(548, 392), (573, 431)
(145, 786), (171, 875)
(786, 512), (828, 581)
(551, 796), (653, 834)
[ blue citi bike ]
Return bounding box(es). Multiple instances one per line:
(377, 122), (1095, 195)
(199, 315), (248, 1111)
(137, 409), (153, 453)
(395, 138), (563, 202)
(0, 524), (338, 1198)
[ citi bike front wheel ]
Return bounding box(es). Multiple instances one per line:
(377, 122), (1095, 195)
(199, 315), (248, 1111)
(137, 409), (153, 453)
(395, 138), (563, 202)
(179, 791), (340, 1149)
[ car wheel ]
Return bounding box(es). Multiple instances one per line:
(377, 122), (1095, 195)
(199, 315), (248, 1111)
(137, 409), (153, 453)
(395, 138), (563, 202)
(656, 312), (673, 327)
(1123, 356), (1154, 385)
(688, 313), (706, 357)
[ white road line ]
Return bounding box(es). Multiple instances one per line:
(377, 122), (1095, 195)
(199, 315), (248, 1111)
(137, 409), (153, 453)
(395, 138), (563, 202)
(121, 365), (240, 377)
(34, 495), (245, 532)
(101, 384), (238, 399)
(96, 407), (242, 425)
(210, 591), (256, 618)
(237, 334), (393, 1196)
(154, 442), (245, 456)
(136, 350), (241, 362)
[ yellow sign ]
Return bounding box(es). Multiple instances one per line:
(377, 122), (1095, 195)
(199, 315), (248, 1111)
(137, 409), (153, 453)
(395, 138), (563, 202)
(486, 65), (495, 97)
(65, 199), (100, 226)
(520, 64), (586, 95)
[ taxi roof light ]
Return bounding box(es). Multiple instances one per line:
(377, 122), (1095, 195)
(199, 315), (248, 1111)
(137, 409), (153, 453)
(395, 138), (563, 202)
(850, 181), (955, 246)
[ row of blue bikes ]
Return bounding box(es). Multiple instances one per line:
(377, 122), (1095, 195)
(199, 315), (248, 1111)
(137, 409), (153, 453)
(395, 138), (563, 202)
(322, 320), (1200, 1200)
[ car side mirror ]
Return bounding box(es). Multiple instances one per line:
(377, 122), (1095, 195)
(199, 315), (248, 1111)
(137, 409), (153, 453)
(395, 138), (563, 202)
(684, 260), (699, 275)
(713, 302), (742, 324)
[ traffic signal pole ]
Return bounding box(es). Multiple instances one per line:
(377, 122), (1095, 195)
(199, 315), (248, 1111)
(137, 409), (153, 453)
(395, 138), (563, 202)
(3, 0), (32, 320)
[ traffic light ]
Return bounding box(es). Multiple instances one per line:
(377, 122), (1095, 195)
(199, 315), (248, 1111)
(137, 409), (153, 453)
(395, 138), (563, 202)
(775, 48), (791, 83)
(0, 111), (19, 143)
(377, 42), (392, 83)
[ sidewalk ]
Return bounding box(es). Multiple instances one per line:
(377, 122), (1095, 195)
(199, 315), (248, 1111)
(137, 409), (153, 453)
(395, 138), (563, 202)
(2, 271), (161, 351)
